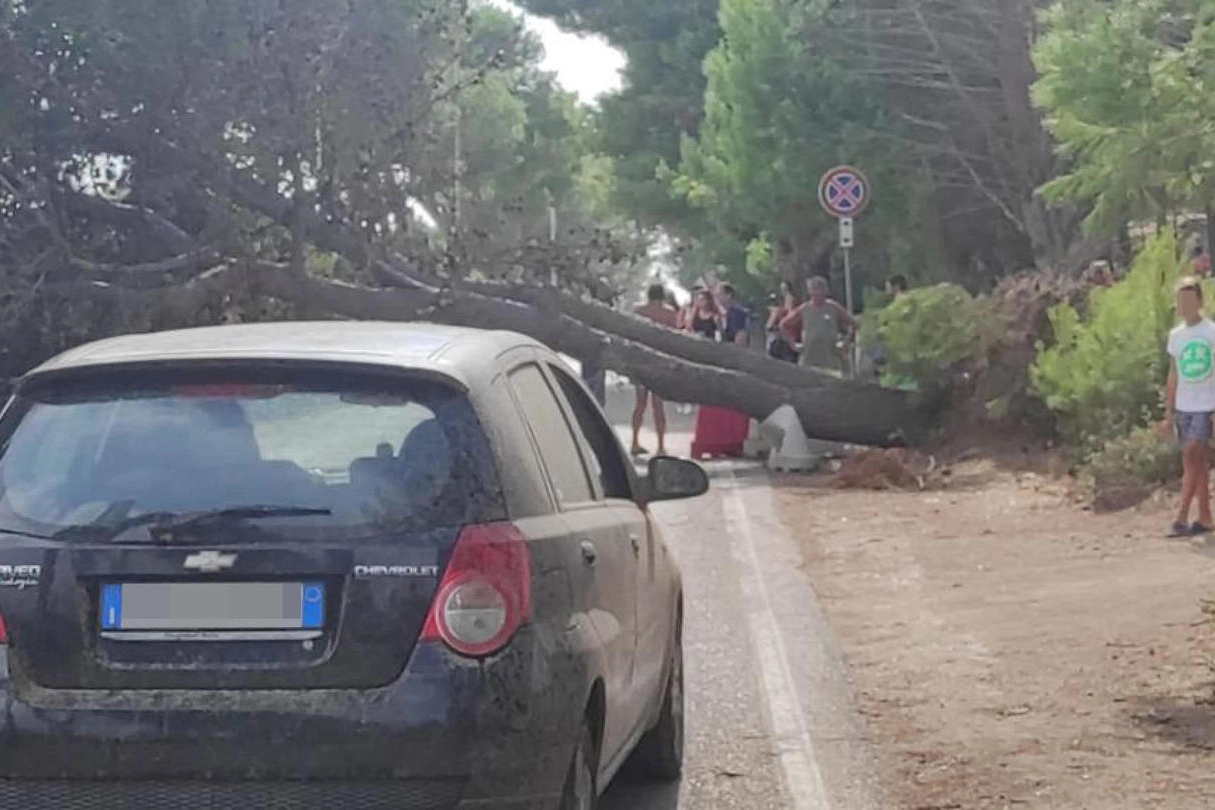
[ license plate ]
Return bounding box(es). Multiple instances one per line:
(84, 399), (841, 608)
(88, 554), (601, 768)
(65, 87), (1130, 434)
(100, 582), (325, 631)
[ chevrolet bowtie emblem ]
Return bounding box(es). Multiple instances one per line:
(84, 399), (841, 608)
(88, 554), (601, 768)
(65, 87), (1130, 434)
(183, 550), (237, 573)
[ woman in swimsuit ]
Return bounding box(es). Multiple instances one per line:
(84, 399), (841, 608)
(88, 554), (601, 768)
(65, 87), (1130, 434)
(689, 289), (722, 340)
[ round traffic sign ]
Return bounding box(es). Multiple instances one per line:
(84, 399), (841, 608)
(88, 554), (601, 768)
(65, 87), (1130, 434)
(818, 166), (870, 218)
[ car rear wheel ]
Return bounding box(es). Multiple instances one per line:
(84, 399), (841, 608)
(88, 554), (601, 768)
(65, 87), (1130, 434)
(560, 722), (598, 810)
(632, 638), (684, 780)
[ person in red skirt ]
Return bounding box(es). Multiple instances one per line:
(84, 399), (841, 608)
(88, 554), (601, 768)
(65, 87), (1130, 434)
(719, 284), (748, 346)
(690, 283), (752, 459)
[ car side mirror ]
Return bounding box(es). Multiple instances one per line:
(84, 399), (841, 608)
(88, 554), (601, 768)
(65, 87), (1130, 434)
(644, 456), (709, 503)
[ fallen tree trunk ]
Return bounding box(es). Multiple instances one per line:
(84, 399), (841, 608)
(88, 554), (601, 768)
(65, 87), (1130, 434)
(98, 134), (919, 413)
(391, 267), (840, 392)
(20, 135), (934, 446)
(249, 263), (930, 446)
(191, 150), (869, 395)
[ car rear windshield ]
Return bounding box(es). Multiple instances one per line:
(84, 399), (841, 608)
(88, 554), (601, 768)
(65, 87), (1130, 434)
(0, 366), (504, 540)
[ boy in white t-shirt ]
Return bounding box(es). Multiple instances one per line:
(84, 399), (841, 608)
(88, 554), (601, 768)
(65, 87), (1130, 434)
(1165, 277), (1215, 535)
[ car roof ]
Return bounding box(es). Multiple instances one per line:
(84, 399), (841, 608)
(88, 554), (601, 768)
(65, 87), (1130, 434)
(23, 321), (545, 389)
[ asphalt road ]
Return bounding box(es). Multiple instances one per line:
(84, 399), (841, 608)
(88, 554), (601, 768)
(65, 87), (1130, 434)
(599, 385), (885, 810)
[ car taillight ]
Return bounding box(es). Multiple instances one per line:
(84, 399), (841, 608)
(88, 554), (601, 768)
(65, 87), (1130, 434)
(421, 522), (531, 658)
(0, 613), (10, 645)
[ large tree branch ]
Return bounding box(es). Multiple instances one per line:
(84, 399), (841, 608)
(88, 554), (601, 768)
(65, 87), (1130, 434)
(194, 158), (860, 395)
(69, 137), (933, 445)
(65, 250), (223, 281)
(425, 272), (852, 391)
(368, 255), (855, 394)
(245, 262), (930, 446)
(58, 191), (197, 256)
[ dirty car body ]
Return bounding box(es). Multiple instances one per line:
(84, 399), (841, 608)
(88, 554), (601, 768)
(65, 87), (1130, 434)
(0, 322), (706, 809)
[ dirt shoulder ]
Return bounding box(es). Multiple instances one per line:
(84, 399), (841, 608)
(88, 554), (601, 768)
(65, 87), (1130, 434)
(775, 462), (1215, 809)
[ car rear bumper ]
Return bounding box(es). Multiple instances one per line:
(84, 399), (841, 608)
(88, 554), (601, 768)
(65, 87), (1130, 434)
(0, 780), (471, 809)
(0, 781), (563, 810)
(0, 628), (589, 808)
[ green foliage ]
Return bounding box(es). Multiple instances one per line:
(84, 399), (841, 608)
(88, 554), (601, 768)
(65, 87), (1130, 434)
(1033, 0), (1215, 234)
(0, 0), (651, 379)
(669, 0), (942, 293)
(438, 6), (649, 285)
(1082, 425), (1181, 510)
(870, 285), (991, 390)
(672, 0), (853, 270)
(1031, 233), (1184, 448)
(514, 0), (721, 232)
(744, 234), (775, 280)
(519, 0), (1052, 289)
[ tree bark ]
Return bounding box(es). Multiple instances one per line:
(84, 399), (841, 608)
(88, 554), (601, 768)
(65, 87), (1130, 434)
(247, 263), (931, 446)
(67, 250), (223, 285)
(58, 191), (197, 256)
(49, 139), (933, 446)
(190, 147), (874, 398)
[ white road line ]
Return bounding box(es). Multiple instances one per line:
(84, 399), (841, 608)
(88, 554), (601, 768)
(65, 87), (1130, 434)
(721, 468), (831, 810)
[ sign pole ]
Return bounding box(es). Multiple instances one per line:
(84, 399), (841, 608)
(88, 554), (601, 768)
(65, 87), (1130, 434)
(839, 215), (857, 377)
(843, 245), (858, 377)
(819, 168), (870, 380)
(843, 244), (854, 320)
(548, 206), (558, 286)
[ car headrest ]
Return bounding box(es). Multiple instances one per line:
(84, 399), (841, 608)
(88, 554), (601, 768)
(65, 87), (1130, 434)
(398, 419), (449, 462)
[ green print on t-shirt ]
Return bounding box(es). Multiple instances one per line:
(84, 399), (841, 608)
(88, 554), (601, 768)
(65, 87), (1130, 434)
(1180, 339), (1215, 382)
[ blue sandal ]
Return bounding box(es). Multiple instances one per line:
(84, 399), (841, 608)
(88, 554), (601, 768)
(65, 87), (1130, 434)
(1170, 521), (1193, 537)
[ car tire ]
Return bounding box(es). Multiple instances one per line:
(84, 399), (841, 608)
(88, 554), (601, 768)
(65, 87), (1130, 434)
(632, 638), (684, 781)
(560, 722), (598, 810)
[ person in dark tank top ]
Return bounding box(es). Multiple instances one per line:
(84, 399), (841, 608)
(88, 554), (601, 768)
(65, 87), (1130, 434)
(688, 289), (722, 341)
(719, 284), (749, 346)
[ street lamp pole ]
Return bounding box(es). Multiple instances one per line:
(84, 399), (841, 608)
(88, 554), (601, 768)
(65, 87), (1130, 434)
(452, 108), (461, 236)
(548, 205), (558, 286)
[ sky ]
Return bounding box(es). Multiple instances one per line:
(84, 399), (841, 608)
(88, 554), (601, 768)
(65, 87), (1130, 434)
(487, 1), (625, 103)
(479, 1), (690, 309)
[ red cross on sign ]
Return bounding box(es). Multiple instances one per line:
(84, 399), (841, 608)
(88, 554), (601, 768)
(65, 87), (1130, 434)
(818, 166), (870, 218)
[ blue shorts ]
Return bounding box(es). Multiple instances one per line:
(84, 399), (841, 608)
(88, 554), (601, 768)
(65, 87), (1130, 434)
(1176, 412), (1213, 445)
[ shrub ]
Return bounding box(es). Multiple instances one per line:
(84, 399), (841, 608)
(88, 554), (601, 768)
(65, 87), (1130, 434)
(870, 283), (992, 391)
(744, 234), (775, 280)
(1082, 426), (1181, 511)
(1031, 233), (1184, 450)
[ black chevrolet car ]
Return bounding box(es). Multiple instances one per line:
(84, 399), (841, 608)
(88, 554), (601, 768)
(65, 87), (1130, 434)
(0, 322), (706, 809)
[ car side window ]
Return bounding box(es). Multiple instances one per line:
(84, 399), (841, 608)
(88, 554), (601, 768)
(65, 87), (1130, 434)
(507, 363), (595, 506)
(548, 364), (633, 501)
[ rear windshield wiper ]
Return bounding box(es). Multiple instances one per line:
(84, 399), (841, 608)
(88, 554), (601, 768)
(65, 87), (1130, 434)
(0, 525), (54, 541)
(58, 505), (332, 542)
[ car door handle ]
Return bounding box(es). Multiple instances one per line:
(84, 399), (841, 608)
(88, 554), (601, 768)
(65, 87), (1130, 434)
(629, 533), (641, 556)
(580, 540), (598, 567)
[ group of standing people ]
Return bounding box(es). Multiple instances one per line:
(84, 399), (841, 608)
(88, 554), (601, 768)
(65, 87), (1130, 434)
(627, 271), (910, 456)
(630, 280), (750, 456)
(764, 276), (859, 373)
(766, 273), (914, 380)
(678, 282), (749, 345)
